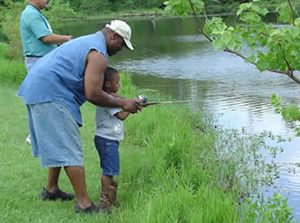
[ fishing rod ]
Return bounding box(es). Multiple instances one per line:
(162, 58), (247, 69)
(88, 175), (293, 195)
(138, 95), (201, 107)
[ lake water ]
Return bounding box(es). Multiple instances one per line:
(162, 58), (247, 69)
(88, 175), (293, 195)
(59, 16), (300, 220)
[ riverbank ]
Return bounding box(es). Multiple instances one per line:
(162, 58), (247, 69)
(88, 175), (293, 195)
(0, 42), (297, 222)
(47, 2), (300, 23)
(0, 80), (237, 222)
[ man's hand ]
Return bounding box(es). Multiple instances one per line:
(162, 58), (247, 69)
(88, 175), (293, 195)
(40, 34), (73, 44)
(65, 35), (73, 41)
(121, 98), (142, 113)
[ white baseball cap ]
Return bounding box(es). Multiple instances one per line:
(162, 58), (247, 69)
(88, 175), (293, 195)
(106, 20), (134, 50)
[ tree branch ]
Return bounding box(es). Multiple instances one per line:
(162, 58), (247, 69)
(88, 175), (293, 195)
(188, 0), (212, 42)
(276, 41), (300, 83)
(224, 48), (300, 84)
(287, 0), (296, 25)
(188, 0), (300, 84)
(203, 5), (208, 20)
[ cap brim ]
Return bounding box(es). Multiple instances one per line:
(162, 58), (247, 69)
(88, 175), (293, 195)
(124, 39), (134, 50)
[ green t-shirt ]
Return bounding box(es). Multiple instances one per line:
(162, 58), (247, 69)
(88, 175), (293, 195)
(20, 5), (56, 56)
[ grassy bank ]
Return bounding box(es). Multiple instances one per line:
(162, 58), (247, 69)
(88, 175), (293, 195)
(0, 43), (296, 222)
(0, 42), (26, 83)
(0, 42), (240, 222)
(0, 81), (239, 222)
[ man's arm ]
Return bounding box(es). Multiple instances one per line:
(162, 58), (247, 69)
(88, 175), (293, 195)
(84, 50), (141, 113)
(111, 93), (124, 99)
(40, 34), (72, 44)
(27, 14), (72, 45)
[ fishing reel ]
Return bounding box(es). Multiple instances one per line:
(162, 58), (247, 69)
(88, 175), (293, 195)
(138, 94), (148, 104)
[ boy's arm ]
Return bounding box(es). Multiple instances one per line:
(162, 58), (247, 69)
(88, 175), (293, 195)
(115, 111), (130, 121)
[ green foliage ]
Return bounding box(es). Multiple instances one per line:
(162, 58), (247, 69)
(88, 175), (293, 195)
(0, 0), (296, 15)
(79, 0), (164, 12)
(167, 0), (300, 75)
(204, 17), (243, 51)
(271, 94), (300, 121)
(43, 0), (76, 22)
(0, 0), (26, 59)
(79, 0), (110, 12)
(242, 193), (295, 222)
(271, 94), (300, 136)
(203, 17), (227, 37)
(0, 42), (26, 83)
(0, 58), (26, 83)
(276, 2), (294, 24)
(164, 0), (204, 16)
(0, 5), (5, 21)
(213, 128), (284, 199)
(204, 0), (299, 73)
(0, 42), (12, 59)
(68, 0), (82, 10)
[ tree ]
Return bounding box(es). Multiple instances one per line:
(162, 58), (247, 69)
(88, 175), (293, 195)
(165, 0), (300, 83)
(164, 0), (300, 135)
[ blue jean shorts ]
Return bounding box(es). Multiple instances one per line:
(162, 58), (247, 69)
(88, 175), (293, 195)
(94, 135), (120, 176)
(26, 101), (83, 168)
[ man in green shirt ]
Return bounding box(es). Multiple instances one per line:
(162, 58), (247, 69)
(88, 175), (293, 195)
(20, 0), (72, 145)
(20, 0), (72, 70)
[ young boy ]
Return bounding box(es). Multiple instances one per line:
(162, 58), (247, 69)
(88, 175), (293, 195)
(94, 67), (132, 210)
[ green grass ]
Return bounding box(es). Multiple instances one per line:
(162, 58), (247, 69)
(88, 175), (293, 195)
(0, 42), (296, 223)
(0, 42), (26, 84)
(0, 75), (242, 222)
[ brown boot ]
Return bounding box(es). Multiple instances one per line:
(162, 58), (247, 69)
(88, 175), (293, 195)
(97, 186), (113, 210)
(110, 180), (121, 207)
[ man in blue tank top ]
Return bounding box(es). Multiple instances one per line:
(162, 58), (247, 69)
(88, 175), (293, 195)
(17, 20), (140, 213)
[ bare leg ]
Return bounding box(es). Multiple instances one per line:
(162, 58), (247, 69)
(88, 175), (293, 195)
(102, 175), (113, 187)
(46, 167), (61, 192)
(64, 166), (92, 209)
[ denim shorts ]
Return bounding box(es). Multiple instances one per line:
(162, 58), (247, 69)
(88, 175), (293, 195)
(94, 135), (120, 176)
(26, 101), (83, 168)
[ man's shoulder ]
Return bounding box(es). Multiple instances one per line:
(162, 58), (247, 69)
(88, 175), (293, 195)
(21, 5), (42, 19)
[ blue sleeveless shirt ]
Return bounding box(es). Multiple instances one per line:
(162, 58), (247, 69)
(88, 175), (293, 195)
(17, 31), (108, 126)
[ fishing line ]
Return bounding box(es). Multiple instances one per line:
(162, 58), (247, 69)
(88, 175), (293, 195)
(134, 44), (165, 57)
(142, 99), (203, 106)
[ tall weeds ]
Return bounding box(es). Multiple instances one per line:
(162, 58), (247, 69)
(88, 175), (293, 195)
(0, 42), (26, 83)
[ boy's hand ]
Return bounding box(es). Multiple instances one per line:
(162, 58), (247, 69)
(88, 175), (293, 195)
(121, 98), (142, 113)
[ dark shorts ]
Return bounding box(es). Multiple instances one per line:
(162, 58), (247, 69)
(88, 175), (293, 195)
(94, 135), (120, 176)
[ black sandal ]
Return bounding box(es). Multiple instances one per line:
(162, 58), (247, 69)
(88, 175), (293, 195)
(40, 187), (75, 201)
(74, 202), (99, 213)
